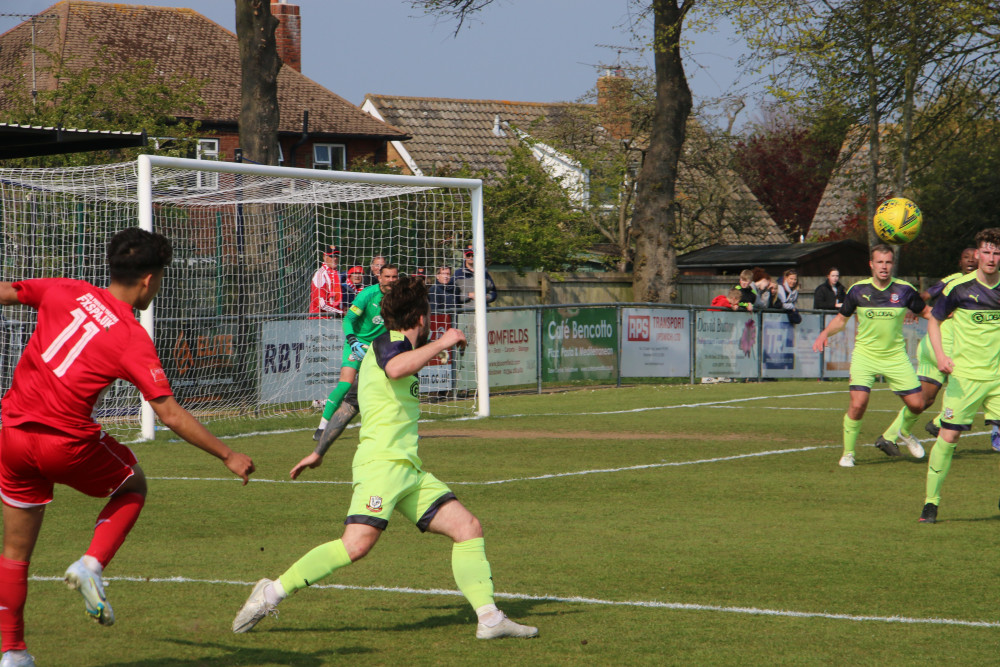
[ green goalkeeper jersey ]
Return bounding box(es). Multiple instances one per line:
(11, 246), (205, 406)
(839, 277), (925, 358)
(343, 284), (387, 344)
(931, 272), (1000, 381)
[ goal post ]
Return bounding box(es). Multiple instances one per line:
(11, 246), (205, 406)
(0, 156), (489, 442)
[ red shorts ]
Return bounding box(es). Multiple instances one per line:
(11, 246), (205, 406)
(0, 422), (137, 508)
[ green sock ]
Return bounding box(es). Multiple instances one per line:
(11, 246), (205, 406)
(898, 406), (920, 437)
(882, 407), (906, 441)
(452, 538), (494, 610)
(925, 437), (956, 505)
(278, 539), (352, 596)
(843, 414), (862, 455)
(322, 381), (353, 420)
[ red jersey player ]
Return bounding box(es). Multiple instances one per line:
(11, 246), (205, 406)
(0, 228), (255, 667)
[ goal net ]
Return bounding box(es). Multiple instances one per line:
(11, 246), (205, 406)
(0, 156), (488, 441)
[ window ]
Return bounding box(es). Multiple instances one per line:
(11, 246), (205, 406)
(152, 137), (220, 190)
(196, 139), (219, 189)
(313, 143), (346, 171)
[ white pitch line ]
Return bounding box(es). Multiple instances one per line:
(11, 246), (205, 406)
(147, 445), (833, 487)
(29, 575), (999, 629)
(130, 389), (850, 444)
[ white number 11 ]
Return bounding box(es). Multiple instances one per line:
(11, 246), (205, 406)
(41, 308), (101, 377)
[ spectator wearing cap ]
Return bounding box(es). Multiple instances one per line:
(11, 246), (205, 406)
(429, 265), (460, 313)
(362, 255), (386, 288)
(343, 265), (365, 308)
(453, 245), (497, 306)
(309, 245), (344, 318)
(415, 267), (431, 285)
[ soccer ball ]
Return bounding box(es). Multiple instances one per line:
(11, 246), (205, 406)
(873, 197), (922, 245)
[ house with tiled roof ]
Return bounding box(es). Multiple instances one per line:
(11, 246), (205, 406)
(808, 127), (894, 240)
(363, 79), (787, 251)
(0, 1), (407, 166)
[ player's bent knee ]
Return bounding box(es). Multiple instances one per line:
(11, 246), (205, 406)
(117, 466), (148, 497)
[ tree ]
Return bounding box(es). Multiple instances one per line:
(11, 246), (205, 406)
(0, 46), (206, 167)
(484, 144), (596, 272)
(412, 0), (696, 303)
(733, 110), (842, 241)
(235, 0), (281, 165)
(724, 0), (1000, 247)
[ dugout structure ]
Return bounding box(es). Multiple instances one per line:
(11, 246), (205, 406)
(0, 155), (489, 440)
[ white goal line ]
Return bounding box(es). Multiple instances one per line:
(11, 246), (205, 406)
(29, 574), (1000, 630)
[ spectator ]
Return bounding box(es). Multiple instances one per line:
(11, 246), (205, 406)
(710, 288), (743, 311)
(343, 265), (364, 308)
(814, 267), (846, 311)
(429, 265), (460, 313)
(309, 245), (343, 318)
(751, 267), (777, 310)
(775, 269), (802, 324)
(453, 246), (497, 306)
(362, 255), (386, 288)
(734, 269), (758, 311)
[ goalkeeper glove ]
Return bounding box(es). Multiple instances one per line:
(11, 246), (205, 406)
(347, 335), (368, 360)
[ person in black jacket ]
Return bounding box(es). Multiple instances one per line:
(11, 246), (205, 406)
(429, 265), (460, 313)
(814, 267), (846, 310)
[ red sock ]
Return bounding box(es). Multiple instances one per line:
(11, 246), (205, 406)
(0, 556), (29, 652)
(85, 492), (145, 568)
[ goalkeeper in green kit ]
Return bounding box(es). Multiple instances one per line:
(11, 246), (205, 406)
(300, 264), (398, 477)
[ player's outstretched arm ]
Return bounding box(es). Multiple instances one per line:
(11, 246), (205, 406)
(385, 328), (466, 379)
(290, 452), (323, 480)
(812, 313), (848, 352)
(149, 396), (255, 484)
(0, 282), (21, 305)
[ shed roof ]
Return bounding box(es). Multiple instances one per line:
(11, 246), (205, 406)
(0, 122), (146, 158)
(678, 240), (867, 270)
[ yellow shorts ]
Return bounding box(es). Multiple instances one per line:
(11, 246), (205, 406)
(940, 375), (1000, 430)
(849, 351), (920, 395)
(346, 459), (455, 532)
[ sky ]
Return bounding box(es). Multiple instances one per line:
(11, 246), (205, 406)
(0, 0), (764, 128)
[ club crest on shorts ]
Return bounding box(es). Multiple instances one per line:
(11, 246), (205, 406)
(944, 408), (954, 419)
(366, 495), (383, 512)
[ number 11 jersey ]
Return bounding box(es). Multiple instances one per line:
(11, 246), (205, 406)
(2, 278), (173, 438)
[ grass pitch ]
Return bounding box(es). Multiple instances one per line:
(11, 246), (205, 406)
(17, 381), (1000, 665)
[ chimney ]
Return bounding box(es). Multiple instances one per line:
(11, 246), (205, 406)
(596, 68), (632, 142)
(271, 0), (301, 72)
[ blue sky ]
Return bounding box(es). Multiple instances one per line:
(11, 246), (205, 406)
(0, 1), (764, 127)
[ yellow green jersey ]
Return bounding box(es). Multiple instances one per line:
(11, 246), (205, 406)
(840, 277), (925, 358)
(931, 273), (1000, 381)
(356, 330), (422, 469)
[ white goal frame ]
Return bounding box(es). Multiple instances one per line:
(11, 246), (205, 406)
(136, 154), (490, 440)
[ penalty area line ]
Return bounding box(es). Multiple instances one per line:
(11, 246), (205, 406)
(29, 575), (999, 629)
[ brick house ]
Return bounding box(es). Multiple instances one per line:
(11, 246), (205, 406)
(0, 0), (408, 166)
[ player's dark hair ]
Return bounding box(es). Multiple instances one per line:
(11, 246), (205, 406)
(381, 276), (427, 331)
(870, 243), (893, 258)
(974, 228), (1000, 249)
(107, 228), (173, 284)
(379, 263), (398, 275)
